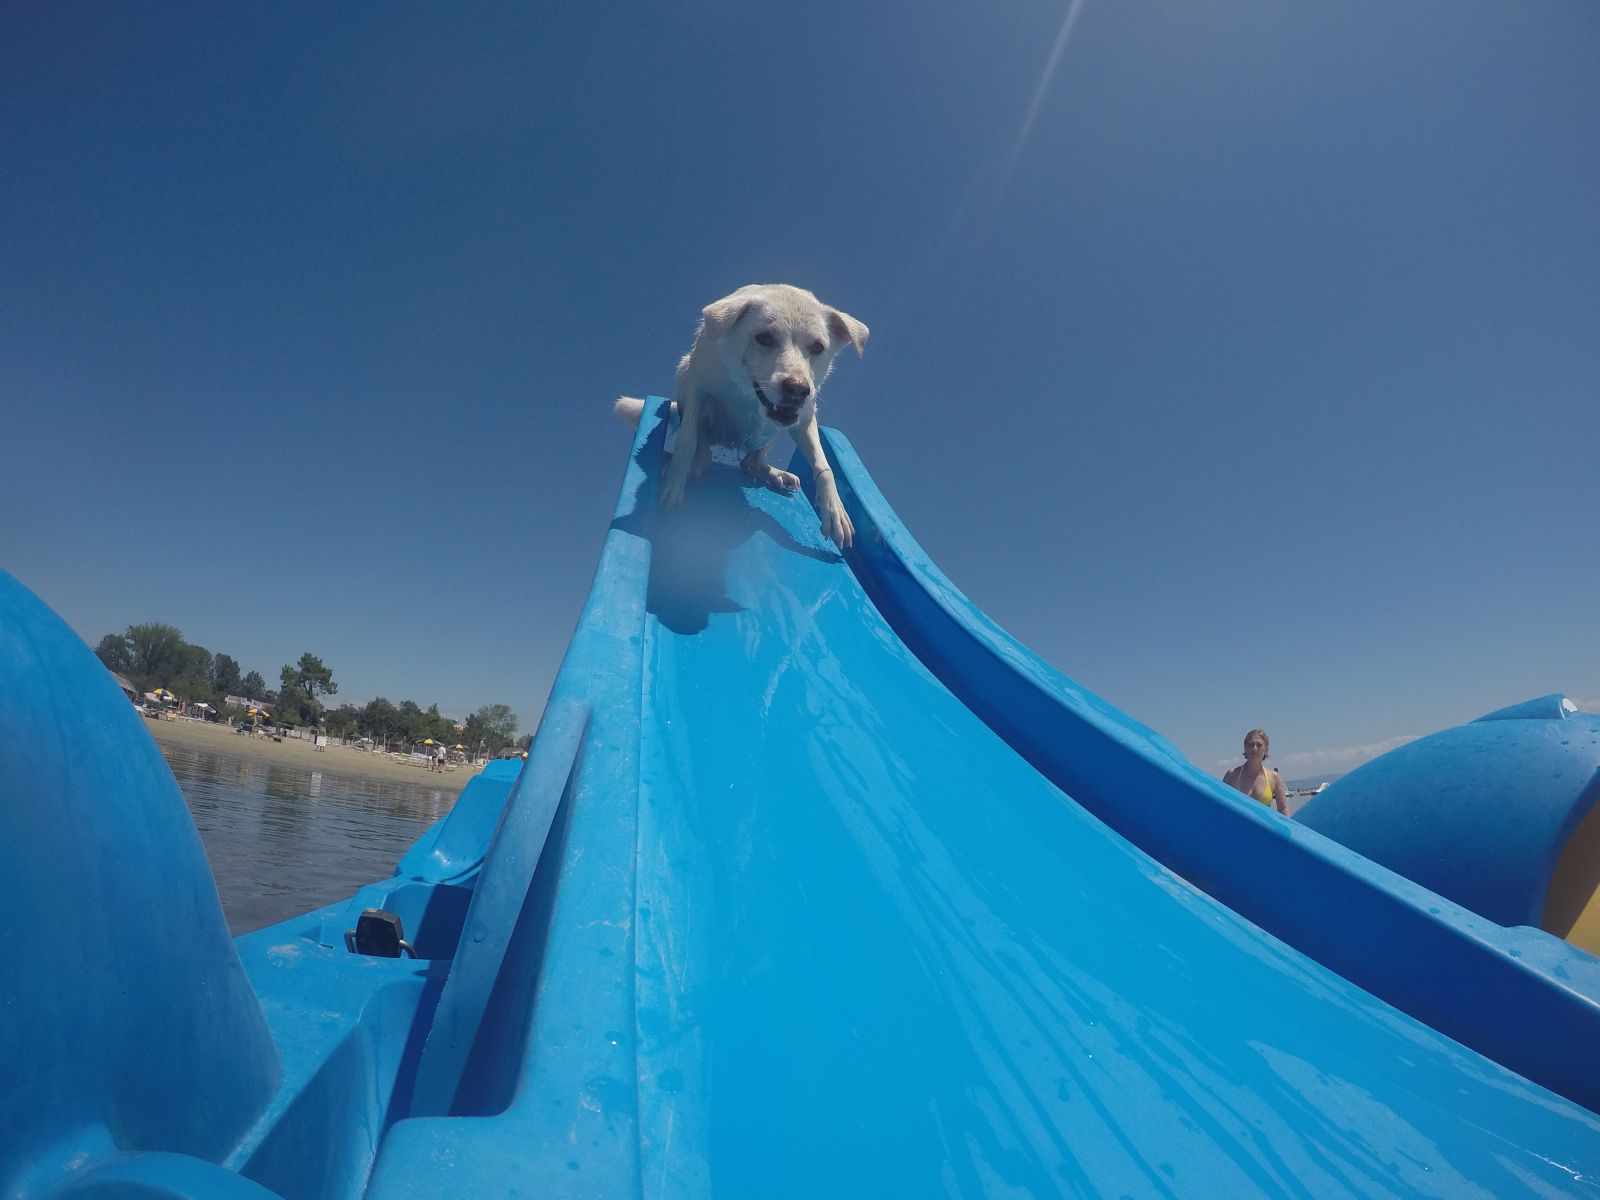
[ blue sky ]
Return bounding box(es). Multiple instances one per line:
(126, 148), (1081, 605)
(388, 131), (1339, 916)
(3, 1), (1596, 779)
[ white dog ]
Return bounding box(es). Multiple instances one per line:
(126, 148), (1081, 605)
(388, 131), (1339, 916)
(615, 283), (868, 548)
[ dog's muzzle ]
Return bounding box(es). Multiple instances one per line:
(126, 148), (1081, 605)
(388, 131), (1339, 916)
(753, 380), (800, 426)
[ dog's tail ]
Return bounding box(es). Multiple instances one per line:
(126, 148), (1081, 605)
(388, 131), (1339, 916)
(613, 396), (677, 427)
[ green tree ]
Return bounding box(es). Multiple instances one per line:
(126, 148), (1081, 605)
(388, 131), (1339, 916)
(212, 653), (243, 697)
(419, 704), (457, 744)
(359, 697), (400, 746)
(325, 703), (362, 740)
(282, 653), (337, 702)
(125, 623), (188, 689)
(396, 700), (426, 744)
(170, 673), (214, 706)
(279, 653), (338, 725)
(273, 688), (307, 726)
(242, 670), (266, 697)
(182, 644), (214, 686)
(464, 704), (519, 758)
(94, 633), (133, 676)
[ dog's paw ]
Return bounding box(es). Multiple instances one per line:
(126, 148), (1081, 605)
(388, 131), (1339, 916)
(740, 452), (799, 495)
(659, 473), (688, 508)
(763, 467), (801, 494)
(689, 440), (713, 480)
(817, 494), (854, 549)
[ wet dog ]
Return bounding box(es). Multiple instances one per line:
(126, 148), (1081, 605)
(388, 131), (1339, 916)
(615, 283), (868, 548)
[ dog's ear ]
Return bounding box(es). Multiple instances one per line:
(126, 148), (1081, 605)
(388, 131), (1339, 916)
(699, 295), (752, 340)
(826, 309), (870, 356)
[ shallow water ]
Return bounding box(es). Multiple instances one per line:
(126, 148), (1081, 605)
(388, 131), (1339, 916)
(159, 743), (457, 934)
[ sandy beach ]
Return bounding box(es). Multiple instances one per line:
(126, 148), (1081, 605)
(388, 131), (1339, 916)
(145, 715), (490, 795)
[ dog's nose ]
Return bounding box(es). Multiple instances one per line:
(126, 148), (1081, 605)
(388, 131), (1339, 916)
(781, 378), (811, 404)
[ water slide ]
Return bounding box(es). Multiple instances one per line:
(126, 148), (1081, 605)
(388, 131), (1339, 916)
(4, 398), (1600, 1198)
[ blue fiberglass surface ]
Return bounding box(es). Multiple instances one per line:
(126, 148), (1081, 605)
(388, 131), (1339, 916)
(0, 570), (519, 1200)
(811, 428), (1600, 1117)
(1296, 699), (1600, 928)
(629, 492), (1597, 1195)
(8, 402), (1600, 1198)
(363, 404), (1600, 1198)
(0, 570), (281, 1196)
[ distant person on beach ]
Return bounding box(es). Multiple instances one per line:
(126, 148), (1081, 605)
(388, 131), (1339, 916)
(1223, 729), (1289, 814)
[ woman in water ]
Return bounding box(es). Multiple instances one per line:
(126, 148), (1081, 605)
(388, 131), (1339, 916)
(1224, 728), (1289, 814)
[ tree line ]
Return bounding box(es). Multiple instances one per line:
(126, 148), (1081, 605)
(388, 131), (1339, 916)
(94, 622), (527, 757)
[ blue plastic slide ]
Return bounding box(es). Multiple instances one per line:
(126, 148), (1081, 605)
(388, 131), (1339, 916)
(371, 402), (1600, 1196)
(3, 397), (1599, 1199)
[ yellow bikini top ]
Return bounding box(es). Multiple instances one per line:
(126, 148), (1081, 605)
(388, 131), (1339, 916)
(1234, 766), (1273, 806)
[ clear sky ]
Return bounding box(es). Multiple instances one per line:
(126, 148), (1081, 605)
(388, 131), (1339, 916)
(4, 1), (1596, 780)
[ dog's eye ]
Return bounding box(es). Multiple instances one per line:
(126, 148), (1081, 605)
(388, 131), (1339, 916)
(754, 330), (777, 348)
(808, 340), (825, 356)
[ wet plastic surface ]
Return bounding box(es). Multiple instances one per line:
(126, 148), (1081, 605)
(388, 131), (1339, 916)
(369, 403), (1600, 1197)
(7, 398), (1600, 1198)
(1298, 697), (1600, 927)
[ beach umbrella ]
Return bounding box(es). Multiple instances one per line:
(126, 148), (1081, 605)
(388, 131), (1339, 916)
(420, 738), (435, 746)
(453, 743), (465, 750)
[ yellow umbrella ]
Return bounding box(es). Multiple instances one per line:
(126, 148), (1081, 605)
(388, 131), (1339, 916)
(420, 738), (435, 745)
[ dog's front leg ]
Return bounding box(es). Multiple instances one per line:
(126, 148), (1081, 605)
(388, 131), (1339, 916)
(740, 439), (800, 495)
(788, 414), (853, 549)
(660, 390), (700, 509)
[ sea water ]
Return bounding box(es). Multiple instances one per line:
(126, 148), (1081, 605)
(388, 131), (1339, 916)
(159, 743), (456, 934)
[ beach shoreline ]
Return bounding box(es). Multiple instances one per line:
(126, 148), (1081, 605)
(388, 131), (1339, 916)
(145, 715), (487, 794)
